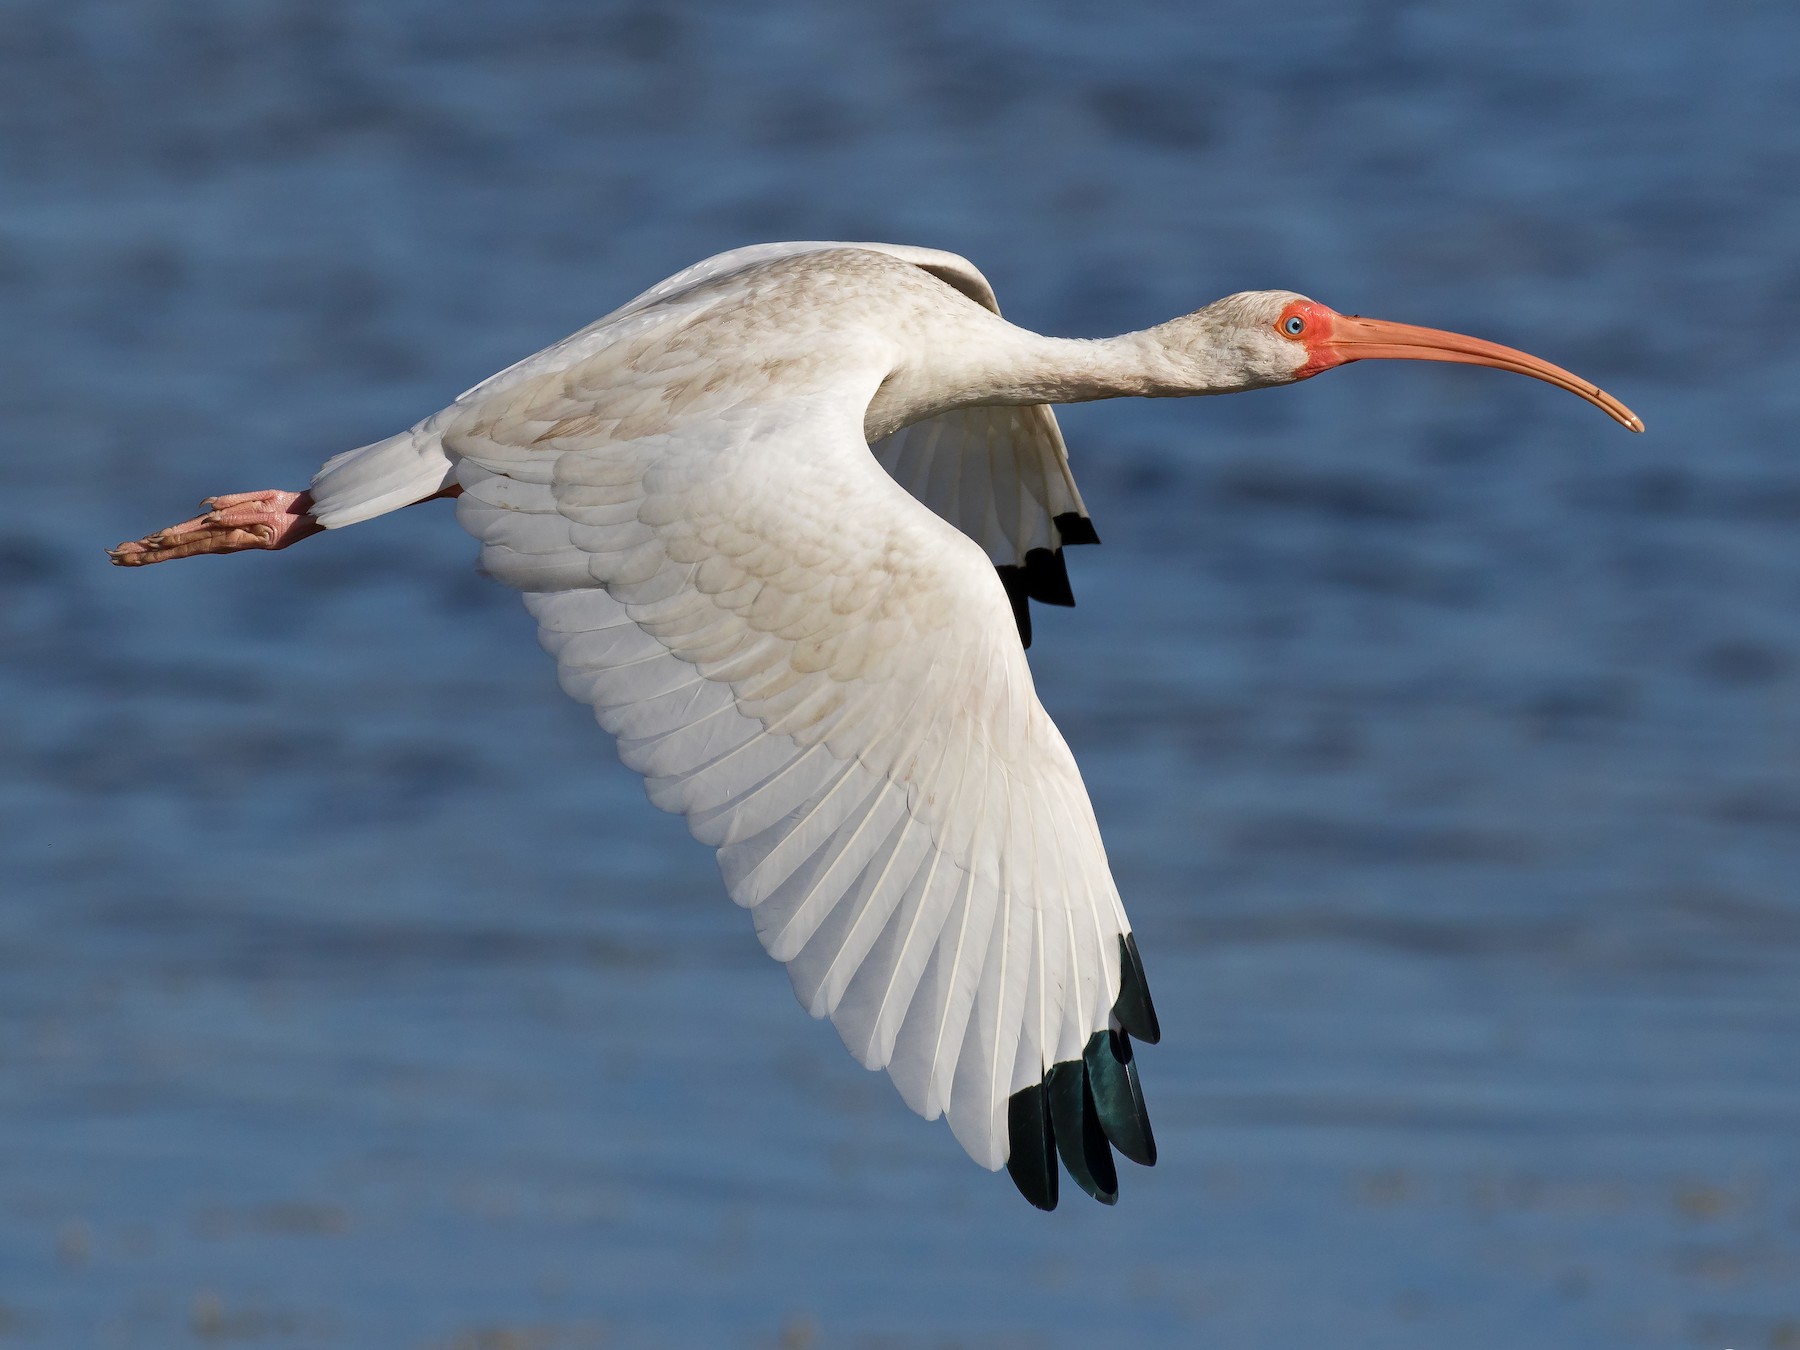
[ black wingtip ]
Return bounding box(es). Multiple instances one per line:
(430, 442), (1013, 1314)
(1006, 1081), (1059, 1210)
(996, 565), (1034, 648)
(997, 547), (1074, 644)
(1021, 547), (1076, 608)
(993, 514), (1096, 645)
(1113, 933), (1161, 1045)
(1053, 511), (1101, 547)
(1003, 930), (1162, 1208)
(1047, 1060), (1119, 1204)
(1083, 1029), (1157, 1167)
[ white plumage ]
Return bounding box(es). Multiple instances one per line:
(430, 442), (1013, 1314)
(120, 238), (1640, 1208)
(309, 242), (1153, 1204)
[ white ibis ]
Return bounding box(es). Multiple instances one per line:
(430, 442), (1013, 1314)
(111, 242), (1642, 1209)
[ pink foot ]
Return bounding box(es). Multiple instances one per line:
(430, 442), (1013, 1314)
(109, 489), (324, 566)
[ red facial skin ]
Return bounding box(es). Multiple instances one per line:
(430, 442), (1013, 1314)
(1276, 300), (1350, 380)
(1272, 299), (1643, 431)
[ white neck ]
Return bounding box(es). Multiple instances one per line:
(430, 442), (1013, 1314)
(866, 309), (1254, 441)
(954, 329), (1201, 405)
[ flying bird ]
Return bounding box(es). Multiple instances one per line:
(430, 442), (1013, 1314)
(111, 242), (1642, 1209)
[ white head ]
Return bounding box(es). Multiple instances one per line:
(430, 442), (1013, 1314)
(1150, 289), (1644, 430)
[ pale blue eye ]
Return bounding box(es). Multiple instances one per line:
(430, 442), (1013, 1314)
(1283, 316), (1305, 336)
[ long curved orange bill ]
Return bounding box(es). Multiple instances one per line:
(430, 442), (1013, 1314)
(1326, 314), (1644, 432)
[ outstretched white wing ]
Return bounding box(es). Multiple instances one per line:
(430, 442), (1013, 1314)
(439, 343), (1156, 1208)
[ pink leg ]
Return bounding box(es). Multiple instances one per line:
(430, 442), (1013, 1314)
(108, 489), (325, 566)
(109, 484), (463, 567)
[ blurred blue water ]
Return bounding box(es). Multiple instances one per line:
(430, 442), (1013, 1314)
(4, 2), (1800, 1346)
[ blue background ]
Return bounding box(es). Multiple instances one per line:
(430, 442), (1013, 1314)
(4, 2), (1798, 1346)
